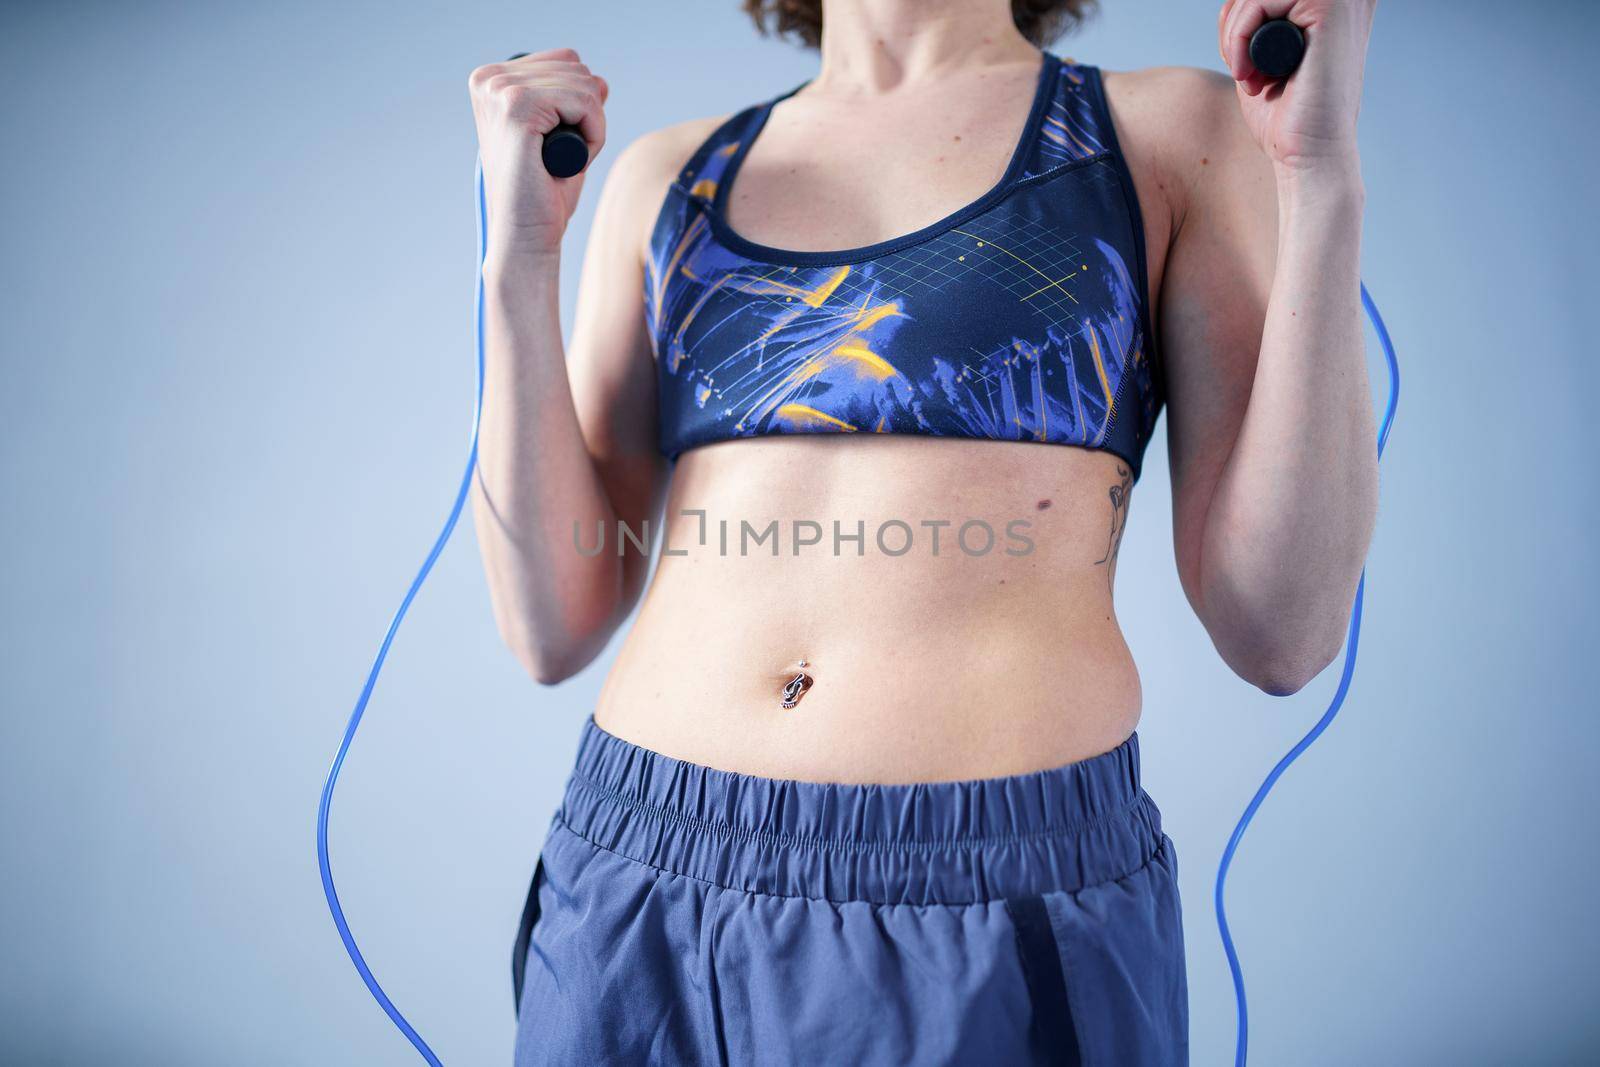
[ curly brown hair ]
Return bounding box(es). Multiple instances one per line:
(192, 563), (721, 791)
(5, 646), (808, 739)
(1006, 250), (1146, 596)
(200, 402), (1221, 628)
(741, 0), (1098, 49)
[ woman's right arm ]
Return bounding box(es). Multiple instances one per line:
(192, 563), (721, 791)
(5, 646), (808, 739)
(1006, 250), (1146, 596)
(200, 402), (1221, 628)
(466, 49), (692, 684)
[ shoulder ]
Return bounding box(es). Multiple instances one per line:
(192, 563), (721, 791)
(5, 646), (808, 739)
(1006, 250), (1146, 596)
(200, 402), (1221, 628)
(600, 114), (732, 219)
(1098, 65), (1238, 134)
(1095, 65), (1266, 229)
(607, 115), (730, 192)
(593, 114), (731, 261)
(1098, 65), (1246, 161)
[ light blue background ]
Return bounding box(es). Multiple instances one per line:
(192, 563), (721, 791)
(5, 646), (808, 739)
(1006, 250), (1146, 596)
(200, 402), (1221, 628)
(3, 1), (1596, 1063)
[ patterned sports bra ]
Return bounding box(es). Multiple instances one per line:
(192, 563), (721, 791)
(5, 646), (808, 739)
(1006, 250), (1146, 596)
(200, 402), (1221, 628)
(644, 52), (1164, 482)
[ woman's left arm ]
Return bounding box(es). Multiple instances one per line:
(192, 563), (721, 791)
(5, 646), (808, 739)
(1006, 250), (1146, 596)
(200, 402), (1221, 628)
(1159, 0), (1381, 694)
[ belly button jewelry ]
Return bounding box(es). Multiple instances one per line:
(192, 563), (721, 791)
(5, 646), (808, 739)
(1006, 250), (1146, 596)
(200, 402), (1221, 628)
(781, 660), (813, 709)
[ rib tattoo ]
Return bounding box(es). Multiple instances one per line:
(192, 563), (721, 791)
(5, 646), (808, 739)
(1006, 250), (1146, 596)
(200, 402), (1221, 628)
(1093, 464), (1132, 593)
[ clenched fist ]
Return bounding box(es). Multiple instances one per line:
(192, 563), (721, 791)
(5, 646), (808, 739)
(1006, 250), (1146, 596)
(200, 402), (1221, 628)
(467, 48), (608, 258)
(1218, 0), (1376, 174)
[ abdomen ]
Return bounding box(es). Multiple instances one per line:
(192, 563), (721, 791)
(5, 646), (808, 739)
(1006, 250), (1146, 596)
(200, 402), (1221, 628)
(595, 434), (1143, 783)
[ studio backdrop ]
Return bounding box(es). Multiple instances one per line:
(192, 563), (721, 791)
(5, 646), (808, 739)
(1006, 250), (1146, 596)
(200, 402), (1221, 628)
(1, 1), (1596, 1064)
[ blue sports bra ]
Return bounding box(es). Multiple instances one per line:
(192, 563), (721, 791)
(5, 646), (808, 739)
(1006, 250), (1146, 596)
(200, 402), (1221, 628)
(644, 52), (1164, 482)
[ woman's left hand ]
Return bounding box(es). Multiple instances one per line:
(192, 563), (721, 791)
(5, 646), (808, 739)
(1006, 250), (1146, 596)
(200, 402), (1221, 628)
(1218, 0), (1377, 175)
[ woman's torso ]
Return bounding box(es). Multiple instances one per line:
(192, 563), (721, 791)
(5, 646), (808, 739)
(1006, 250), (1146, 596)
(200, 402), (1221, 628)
(595, 51), (1165, 782)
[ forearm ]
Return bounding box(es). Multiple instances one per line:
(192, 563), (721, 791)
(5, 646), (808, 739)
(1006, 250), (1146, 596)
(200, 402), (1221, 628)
(471, 250), (625, 681)
(1200, 166), (1380, 692)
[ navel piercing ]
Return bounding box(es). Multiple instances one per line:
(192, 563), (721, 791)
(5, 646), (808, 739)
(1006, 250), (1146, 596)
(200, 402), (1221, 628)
(781, 661), (813, 709)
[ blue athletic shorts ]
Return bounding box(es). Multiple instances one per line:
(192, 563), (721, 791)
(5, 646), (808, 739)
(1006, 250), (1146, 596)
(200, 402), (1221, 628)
(512, 717), (1188, 1065)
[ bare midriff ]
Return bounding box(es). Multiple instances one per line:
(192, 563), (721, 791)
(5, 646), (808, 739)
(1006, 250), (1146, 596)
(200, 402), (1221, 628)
(594, 433), (1142, 784)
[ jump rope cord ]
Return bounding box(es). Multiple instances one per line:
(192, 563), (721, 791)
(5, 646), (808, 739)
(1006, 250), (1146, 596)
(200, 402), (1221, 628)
(313, 158), (488, 1067)
(318, 156), (1400, 1064)
(1214, 281), (1400, 1067)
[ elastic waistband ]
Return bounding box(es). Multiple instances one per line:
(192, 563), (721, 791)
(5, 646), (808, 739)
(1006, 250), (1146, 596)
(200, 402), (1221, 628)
(554, 716), (1164, 907)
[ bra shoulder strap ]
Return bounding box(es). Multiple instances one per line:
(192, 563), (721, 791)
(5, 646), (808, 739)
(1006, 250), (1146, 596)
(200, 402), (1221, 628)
(646, 99), (773, 344)
(1018, 56), (1114, 181)
(673, 103), (768, 207)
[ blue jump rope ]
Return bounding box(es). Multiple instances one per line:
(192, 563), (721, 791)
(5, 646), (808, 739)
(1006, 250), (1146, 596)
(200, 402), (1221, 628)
(318, 23), (1400, 1066)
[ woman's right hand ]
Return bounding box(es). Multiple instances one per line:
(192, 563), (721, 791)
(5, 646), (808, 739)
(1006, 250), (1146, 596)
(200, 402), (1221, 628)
(468, 48), (608, 260)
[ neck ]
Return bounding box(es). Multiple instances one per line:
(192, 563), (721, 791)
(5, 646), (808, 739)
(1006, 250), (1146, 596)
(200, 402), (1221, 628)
(814, 0), (1037, 93)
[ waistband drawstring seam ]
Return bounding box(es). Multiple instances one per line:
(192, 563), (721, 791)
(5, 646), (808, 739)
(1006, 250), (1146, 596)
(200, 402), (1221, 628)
(562, 768), (1149, 855)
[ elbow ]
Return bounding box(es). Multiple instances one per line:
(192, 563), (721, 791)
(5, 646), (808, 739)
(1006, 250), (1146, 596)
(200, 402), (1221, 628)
(526, 655), (583, 687)
(497, 603), (616, 687)
(1238, 635), (1344, 698)
(486, 559), (636, 684)
(491, 610), (589, 686)
(1200, 544), (1370, 700)
(1207, 591), (1351, 697)
(486, 568), (632, 687)
(1248, 658), (1325, 698)
(509, 636), (593, 687)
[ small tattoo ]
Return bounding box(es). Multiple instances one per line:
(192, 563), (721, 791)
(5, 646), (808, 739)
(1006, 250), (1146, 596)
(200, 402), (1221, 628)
(1093, 464), (1133, 593)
